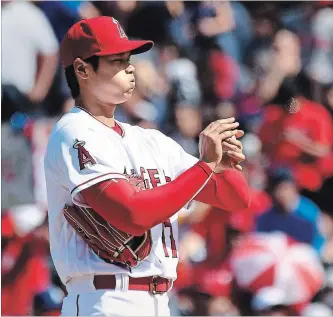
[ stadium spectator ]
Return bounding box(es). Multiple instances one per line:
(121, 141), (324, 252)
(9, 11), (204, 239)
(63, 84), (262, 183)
(256, 169), (324, 251)
(2, 0), (59, 119)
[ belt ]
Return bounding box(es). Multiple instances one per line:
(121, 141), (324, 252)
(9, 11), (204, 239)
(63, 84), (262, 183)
(93, 275), (172, 294)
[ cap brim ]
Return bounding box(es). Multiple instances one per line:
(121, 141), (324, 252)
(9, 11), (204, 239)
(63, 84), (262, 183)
(96, 40), (154, 57)
(129, 40), (154, 55)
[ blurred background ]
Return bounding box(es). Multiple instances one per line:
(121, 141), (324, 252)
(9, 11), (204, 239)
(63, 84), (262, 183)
(2, 0), (333, 316)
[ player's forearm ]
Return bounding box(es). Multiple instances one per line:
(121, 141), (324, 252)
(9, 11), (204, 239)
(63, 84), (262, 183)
(194, 169), (251, 211)
(82, 161), (213, 236)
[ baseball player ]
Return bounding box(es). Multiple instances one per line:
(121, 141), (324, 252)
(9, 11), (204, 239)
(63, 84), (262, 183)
(44, 16), (251, 316)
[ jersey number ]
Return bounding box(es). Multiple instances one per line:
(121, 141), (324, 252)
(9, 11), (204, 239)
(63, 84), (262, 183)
(162, 219), (177, 258)
(141, 168), (176, 258)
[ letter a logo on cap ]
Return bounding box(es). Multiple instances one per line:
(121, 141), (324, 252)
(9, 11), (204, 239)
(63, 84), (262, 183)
(112, 18), (127, 39)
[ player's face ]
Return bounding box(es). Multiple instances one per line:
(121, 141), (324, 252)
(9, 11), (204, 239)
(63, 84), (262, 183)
(88, 52), (135, 105)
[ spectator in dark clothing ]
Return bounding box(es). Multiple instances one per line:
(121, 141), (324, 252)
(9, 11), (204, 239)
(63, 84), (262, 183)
(257, 205), (315, 245)
(256, 168), (324, 248)
(34, 1), (80, 44)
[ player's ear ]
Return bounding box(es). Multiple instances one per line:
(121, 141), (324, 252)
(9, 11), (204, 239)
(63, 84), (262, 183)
(73, 58), (89, 80)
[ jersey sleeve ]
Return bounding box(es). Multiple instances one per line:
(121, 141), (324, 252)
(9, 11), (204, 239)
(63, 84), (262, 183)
(50, 126), (127, 207)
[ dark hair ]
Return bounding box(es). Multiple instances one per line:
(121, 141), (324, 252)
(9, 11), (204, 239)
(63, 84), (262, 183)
(64, 55), (100, 99)
(267, 168), (294, 194)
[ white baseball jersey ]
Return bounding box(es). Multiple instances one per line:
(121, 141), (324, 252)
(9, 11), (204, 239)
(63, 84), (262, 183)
(44, 107), (198, 286)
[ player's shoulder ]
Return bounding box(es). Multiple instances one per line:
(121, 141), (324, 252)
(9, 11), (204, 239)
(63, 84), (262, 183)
(122, 123), (163, 140)
(133, 126), (175, 145)
(122, 125), (180, 154)
(46, 108), (96, 157)
(49, 107), (95, 139)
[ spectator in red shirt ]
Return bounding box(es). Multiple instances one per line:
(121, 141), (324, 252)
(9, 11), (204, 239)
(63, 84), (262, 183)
(259, 97), (333, 191)
(1, 207), (51, 316)
(256, 28), (333, 191)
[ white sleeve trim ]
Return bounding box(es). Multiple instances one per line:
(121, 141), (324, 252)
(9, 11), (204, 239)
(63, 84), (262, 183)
(71, 172), (127, 208)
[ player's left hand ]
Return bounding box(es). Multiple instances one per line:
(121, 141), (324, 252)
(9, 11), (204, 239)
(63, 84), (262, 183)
(215, 132), (245, 173)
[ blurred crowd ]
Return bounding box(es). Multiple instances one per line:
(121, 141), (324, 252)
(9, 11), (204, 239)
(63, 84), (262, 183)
(2, 1), (333, 316)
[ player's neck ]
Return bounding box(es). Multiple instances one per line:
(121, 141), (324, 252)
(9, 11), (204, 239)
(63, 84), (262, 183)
(75, 96), (116, 128)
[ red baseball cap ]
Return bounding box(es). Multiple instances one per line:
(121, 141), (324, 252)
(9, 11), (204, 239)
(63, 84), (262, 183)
(60, 16), (154, 68)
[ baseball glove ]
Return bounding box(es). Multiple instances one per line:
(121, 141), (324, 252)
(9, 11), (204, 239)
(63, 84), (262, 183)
(63, 174), (151, 270)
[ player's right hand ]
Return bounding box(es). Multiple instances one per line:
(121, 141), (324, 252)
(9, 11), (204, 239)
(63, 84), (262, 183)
(199, 117), (241, 171)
